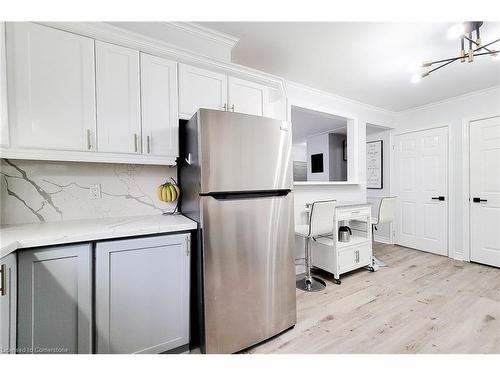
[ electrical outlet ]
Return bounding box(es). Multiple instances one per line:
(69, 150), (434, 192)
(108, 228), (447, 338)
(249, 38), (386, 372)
(90, 184), (102, 199)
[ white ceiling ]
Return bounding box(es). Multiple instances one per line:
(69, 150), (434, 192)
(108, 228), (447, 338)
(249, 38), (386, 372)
(197, 22), (500, 111)
(291, 106), (347, 144)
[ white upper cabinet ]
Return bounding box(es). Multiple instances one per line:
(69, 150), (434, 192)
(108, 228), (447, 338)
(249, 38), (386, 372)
(96, 41), (141, 154)
(140, 53), (178, 157)
(179, 64), (228, 118)
(2, 23), (286, 165)
(6, 23), (96, 151)
(1, 22), (9, 147)
(228, 76), (270, 117)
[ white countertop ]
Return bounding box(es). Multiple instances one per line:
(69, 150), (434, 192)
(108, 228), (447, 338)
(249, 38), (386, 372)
(0, 214), (197, 259)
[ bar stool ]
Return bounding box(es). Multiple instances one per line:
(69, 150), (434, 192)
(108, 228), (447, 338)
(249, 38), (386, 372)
(372, 196), (398, 267)
(296, 200), (336, 292)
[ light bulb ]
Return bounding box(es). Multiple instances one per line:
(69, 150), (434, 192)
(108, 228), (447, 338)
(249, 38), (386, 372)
(447, 23), (465, 39)
(408, 62), (422, 72)
(410, 73), (422, 83)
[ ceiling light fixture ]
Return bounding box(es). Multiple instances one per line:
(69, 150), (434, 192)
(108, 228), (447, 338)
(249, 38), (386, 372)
(410, 73), (422, 83)
(413, 22), (500, 81)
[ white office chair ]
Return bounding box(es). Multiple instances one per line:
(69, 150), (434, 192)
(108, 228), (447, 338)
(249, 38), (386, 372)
(371, 196), (398, 267)
(296, 200), (336, 292)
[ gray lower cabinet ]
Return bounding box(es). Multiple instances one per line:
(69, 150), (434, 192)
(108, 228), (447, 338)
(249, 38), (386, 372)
(95, 234), (190, 354)
(17, 244), (92, 354)
(0, 253), (17, 354)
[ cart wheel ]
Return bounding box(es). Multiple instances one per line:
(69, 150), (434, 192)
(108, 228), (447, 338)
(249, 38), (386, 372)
(334, 278), (341, 285)
(368, 266), (375, 272)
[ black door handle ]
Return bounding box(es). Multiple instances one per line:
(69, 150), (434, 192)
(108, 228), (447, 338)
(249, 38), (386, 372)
(472, 197), (487, 203)
(431, 196), (445, 201)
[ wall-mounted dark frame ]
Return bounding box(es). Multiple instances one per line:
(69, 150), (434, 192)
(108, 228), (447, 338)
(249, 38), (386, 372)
(342, 139), (347, 161)
(366, 140), (383, 189)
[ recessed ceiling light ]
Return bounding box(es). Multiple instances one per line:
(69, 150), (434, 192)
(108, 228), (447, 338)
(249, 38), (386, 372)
(447, 23), (465, 39)
(410, 74), (422, 83)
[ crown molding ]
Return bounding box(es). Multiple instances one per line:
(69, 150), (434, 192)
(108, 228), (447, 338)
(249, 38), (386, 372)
(286, 80), (398, 118)
(35, 22), (285, 94)
(167, 22), (239, 49)
(397, 85), (500, 115)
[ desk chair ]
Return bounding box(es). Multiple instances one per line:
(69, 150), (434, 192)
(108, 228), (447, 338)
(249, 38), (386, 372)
(296, 200), (336, 292)
(372, 196), (398, 267)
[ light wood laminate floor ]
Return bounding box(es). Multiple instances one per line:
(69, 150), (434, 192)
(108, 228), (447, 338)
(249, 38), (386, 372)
(247, 243), (500, 354)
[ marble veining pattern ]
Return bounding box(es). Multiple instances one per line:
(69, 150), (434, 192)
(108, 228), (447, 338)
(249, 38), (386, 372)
(1, 159), (177, 225)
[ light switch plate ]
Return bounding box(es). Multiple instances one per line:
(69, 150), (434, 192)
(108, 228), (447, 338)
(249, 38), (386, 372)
(90, 184), (102, 199)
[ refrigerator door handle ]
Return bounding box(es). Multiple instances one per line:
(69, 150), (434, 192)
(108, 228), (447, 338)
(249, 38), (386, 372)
(202, 189), (291, 201)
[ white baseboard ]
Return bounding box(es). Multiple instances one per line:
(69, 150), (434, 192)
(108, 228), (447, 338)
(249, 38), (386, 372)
(374, 235), (391, 244)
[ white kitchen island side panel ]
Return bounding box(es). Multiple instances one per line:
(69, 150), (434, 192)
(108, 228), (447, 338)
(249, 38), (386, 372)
(0, 159), (176, 225)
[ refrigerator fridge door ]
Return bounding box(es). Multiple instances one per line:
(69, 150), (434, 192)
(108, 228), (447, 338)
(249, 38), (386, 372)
(197, 109), (292, 193)
(200, 192), (296, 353)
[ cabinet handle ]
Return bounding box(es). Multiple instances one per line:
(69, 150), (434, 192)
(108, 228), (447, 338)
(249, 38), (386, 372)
(134, 134), (138, 153)
(223, 103), (227, 111)
(147, 135), (151, 154)
(231, 104), (235, 112)
(0, 264), (6, 296)
(86, 129), (92, 150)
(472, 197), (487, 203)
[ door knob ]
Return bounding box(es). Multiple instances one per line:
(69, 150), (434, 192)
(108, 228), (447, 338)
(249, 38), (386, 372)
(431, 196), (445, 201)
(472, 197), (487, 203)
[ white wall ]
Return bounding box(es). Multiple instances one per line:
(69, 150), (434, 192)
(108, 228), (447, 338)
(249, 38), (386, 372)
(306, 133), (330, 181)
(292, 143), (307, 162)
(286, 81), (396, 225)
(394, 86), (500, 260)
(287, 82), (396, 272)
(366, 129), (392, 242)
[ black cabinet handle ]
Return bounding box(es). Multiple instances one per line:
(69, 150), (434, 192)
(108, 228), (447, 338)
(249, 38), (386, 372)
(431, 196), (445, 201)
(472, 197), (487, 203)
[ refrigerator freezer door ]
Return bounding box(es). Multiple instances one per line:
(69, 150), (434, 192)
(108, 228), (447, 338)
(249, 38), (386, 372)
(197, 109), (292, 193)
(201, 193), (296, 353)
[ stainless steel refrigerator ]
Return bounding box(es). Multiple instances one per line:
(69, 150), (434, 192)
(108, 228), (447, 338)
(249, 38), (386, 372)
(179, 109), (296, 354)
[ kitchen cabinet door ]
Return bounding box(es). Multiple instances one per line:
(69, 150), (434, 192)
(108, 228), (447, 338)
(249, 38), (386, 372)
(0, 253), (17, 354)
(96, 41), (141, 154)
(1, 22), (9, 147)
(228, 76), (270, 117)
(6, 22), (96, 151)
(178, 64), (227, 119)
(17, 244), (92, 354)
(96, 234), (190, 354)
(140, 53), (179, 157)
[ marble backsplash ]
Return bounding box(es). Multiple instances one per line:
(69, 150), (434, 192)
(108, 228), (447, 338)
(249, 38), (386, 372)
(0, 159), (178, 225)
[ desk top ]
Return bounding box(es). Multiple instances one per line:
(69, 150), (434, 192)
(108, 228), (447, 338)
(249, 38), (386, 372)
(305, 201), (371, 209)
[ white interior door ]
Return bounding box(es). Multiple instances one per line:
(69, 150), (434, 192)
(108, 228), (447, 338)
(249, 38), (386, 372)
(394, 127), (448, 256)
(470, 116), (500, 268)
